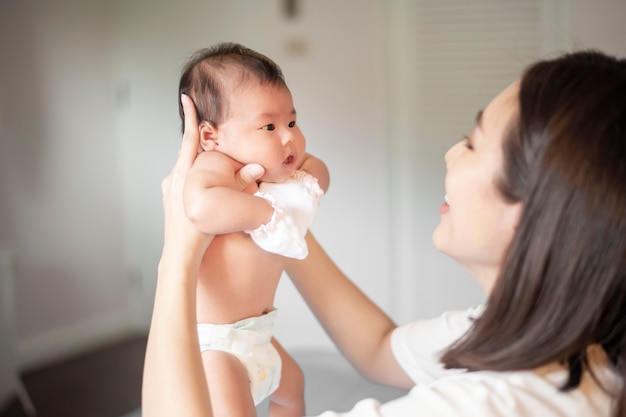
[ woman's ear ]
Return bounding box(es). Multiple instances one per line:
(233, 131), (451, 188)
(199, 121), (219, 151)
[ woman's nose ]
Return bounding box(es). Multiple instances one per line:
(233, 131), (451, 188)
(444, 141), (463, 167)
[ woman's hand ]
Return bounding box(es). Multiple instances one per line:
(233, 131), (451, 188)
(161, 94), (265, 268)
(142, 94), (263, 417)
(160, 94), (212, 267)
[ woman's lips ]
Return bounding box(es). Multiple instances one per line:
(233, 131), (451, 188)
(440, 194), (450, 214)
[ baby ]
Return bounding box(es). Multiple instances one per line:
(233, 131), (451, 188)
(180, 42), (329, 417)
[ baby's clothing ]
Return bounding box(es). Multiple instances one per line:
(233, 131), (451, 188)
(197, 310), (281, 405)
(246, 170), (323, 259)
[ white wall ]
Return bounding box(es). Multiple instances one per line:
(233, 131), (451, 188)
(111, 0), (390, 351)
(572, 0), (626, 57)
(0, 0), (134, 368)
(1, 0), (625, 368)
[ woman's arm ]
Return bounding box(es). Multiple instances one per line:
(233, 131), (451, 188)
(142, 94), (213, 417)
(284, 232), (414, 389)
(141, 95), (263, 417)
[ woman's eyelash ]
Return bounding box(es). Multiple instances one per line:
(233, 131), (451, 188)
(462, 134), (474, 150)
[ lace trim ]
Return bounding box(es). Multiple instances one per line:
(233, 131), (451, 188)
(244, 191), (283, 234)
(290, 170), (324, 201)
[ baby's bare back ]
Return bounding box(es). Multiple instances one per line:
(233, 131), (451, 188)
(195, 231), (285, 325)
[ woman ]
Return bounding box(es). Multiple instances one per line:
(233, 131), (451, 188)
(143, 50), (626, 416)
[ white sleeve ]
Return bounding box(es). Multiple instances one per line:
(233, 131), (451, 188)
(309, 365), (593, 417)
(309, 382), (500, 417)
(311, 320), (612, 417)
(311, 388), (467, 417)
(390, 305), (484, 385)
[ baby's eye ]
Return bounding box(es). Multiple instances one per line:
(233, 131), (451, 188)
(288, 121), (296, 128)
(262, 124), (276, 131)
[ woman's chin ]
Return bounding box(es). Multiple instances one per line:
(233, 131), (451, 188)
(431, 226), (458, 261)
(431, 224), (445, 251)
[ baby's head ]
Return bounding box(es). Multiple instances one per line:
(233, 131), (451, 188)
(179, 43), (306, 183)
(178, 42), (288, 133)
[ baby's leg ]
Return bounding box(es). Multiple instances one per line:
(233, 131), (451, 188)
(201, 350), (256, 417)
(269, 338), (305, 417)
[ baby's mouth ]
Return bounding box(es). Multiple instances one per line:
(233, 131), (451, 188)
(284, 154), (295, 165)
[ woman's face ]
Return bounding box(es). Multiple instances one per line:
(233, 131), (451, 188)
(432, 81), (522, 294)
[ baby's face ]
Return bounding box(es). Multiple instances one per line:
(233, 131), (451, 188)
(215, 84), (306, 183)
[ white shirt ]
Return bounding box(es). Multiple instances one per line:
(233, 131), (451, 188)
(313, 307), (619, 417)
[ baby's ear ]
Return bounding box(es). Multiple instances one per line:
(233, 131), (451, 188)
(199, 121), (219, 151)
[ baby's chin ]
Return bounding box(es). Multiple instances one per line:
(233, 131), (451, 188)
(261, 170), (294, 184)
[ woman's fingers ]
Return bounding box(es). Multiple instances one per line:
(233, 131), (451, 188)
(162, 94), (199, 197)
(178, 94), (200, 172)
(236, 163), (265, 190)
(161, 95), (212, 251)
(179, 94), (264, 191)
(162, 95), (198, 217)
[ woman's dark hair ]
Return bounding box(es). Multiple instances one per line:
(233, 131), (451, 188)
(178, 42), (287, 132)
(441, 50), (626, 416)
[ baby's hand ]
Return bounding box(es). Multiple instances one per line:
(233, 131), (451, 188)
(245, 171), (324, 259)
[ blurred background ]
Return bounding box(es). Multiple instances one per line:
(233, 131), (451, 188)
(0, 0), (624, 411)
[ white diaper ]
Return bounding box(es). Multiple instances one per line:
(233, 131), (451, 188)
(197, 310), (281, 405)
(246, 170), (324, 259)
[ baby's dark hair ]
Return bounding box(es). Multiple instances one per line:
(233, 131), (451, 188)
(178, 42), (287, 132)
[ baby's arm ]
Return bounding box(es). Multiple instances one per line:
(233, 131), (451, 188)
(298, 153), (330, 193)
(183, 151), (273, 235)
